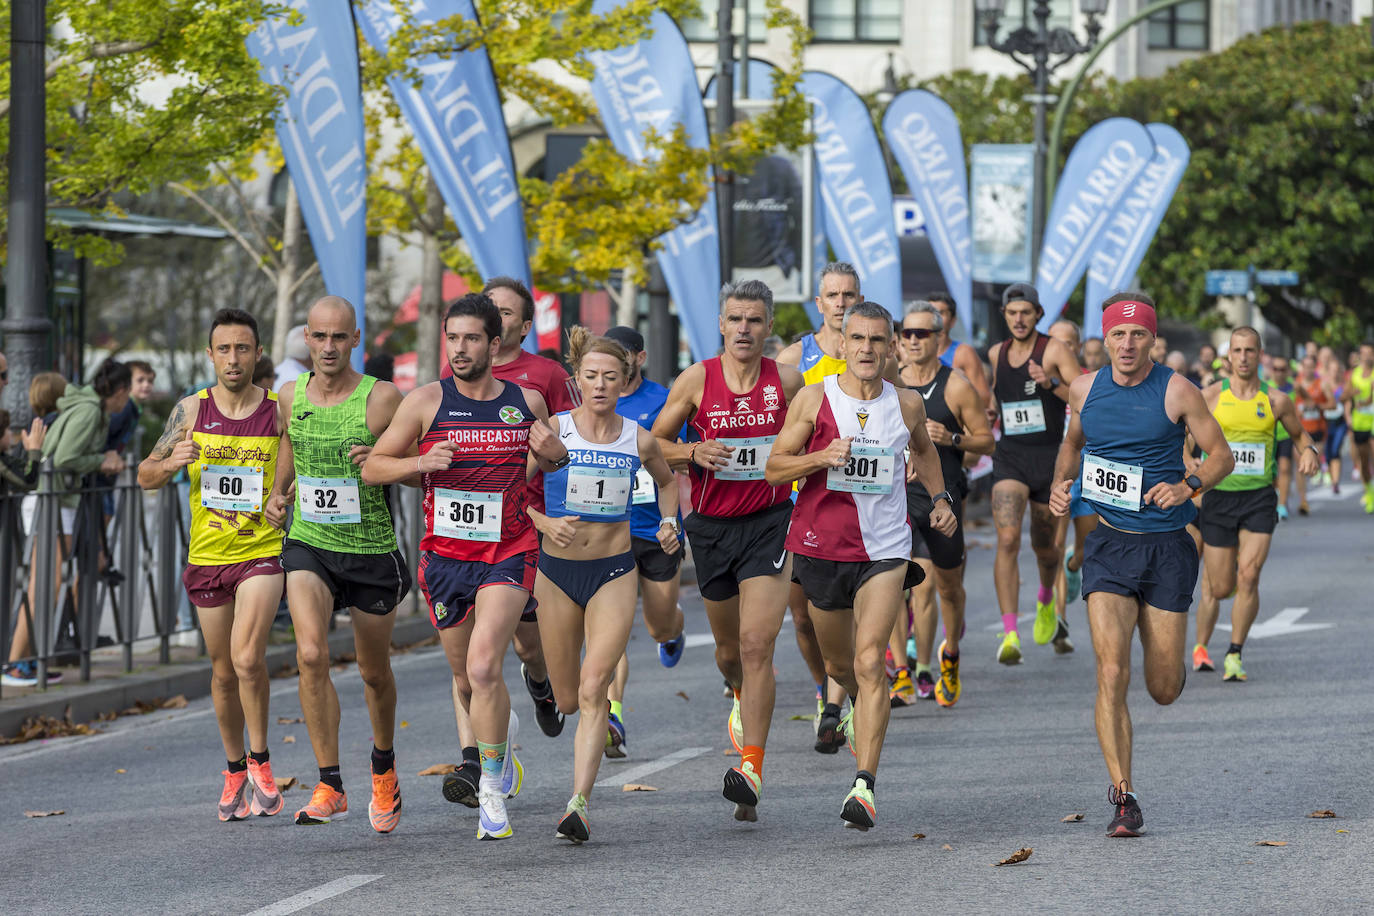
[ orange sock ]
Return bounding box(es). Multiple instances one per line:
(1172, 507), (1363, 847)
(741, 745), (764, 777)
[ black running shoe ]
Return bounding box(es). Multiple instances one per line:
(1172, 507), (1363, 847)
(522, 662), (565, 737)
(442, 761), (480, 808)
(1106, 782), (1144, 837)
(814, 703), (845, 754)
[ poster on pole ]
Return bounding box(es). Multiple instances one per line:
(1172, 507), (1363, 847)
(970, 144), (1034, 285)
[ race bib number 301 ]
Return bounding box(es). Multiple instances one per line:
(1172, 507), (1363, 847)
(298, 476), (362, 524)
(1081, 454), (1143, 511)
(826, 446), (895, 494)
(716, 436), (775, 481)
(1002, 399), (1047, 435)
(631, 466), (656, 505)
(566, 466), (632, 516)
(433, 489), (502, 542)
(200, 464), (264, 512)
(1228, 440), (1267, 477)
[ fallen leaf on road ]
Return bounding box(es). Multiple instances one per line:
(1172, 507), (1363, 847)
(675, 691), (689, 702)
(161, 695), (188, 710)
(282, 735), (296, 744)
(994, 847), (1033, 866)
(277, 777), (298, 791)
(400, 721), (409, 728)
(276, 716), (304, 725)
(622, 784), (658, 792)
(512, 744), (521, 751)
(0, 714), (95, 744)
(418, 764), (459, 776)
(1337, 829), (1349, 834)
(115, 769), (126, 774)
(1061, 813), (1084, 822)
(119, 701), (156, 717)
(1254, 841), (1288, 847)
(723, 748), (735, 755)
(789, 714), (817, 721)
(1308, 810), (1339, 819)
(24, 810), (64, 818)
(911, 833), (926, 839)
(941, 844), (953, 851)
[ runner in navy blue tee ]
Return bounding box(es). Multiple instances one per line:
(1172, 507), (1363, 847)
(1050, 295), (1233, 839)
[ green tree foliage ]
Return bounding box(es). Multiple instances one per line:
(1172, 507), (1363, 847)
(0, 0), (286, 263)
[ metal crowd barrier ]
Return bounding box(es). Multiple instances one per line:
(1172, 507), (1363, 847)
(0, 458), (424, 698)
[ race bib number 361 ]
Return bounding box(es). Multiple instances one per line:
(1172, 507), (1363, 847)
(716, 436), (775, 481)
(200, 464), (264, 512)
(1081, 454), (1143, 511)
(433, 489), (502, 542)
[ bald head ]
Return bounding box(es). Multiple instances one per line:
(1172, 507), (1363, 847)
(305, 296), (360, 377)
(308, 296), (357, 332)
(1049, 319), (1081, 355)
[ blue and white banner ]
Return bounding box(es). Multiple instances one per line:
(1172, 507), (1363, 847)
(883, 90), (972, 326)
(1082, 124), (1190, 338)
(589, 2), (720, 361)
(800, 71), (903, 316)
(969, 144), (1034, 285)
(358, 0), (530, 291)
(247, 1), (367, 369)
(1036, 117), (1155, 331)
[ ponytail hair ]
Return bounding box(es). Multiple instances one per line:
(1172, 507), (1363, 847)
(566, 326), (632, 378)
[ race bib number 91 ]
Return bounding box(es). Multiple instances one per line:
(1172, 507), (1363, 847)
(1002, 399), (1047, 436)
(1081, 454), (1143, 511)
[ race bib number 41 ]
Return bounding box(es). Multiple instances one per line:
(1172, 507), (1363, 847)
(716, 436), (775, 481)
(826, 446), (895, 494)
(298, 476), (362, 524)
(200, 464), (264, 513)
(433, 489), (502, 542)
(1002, 399), (1047, 435)
(1081, 454), (1143, 511)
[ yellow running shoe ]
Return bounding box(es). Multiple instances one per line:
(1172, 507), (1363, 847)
(935, 640), (961, 707)
(1223, 651), (1247, 682)
(1033, 599), (1057, 645)
(889, 668), (916, 707)
(295, 782), (349, 825)
(368, 768), (401, 834)
(997, 630), (1022, 665)
(727, 690), (744, 754)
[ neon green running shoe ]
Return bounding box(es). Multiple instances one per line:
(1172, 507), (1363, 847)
(997, 630), (1022, 665)
(839, 707), (856, 759)
(556, 793), (590, 844)
(841, 779), (876, 830)
(1223, 652), (1247, 682)
(1033, 598), (1057, 645)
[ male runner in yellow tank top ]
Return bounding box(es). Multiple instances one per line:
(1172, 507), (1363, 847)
(139, 309), (286, 822)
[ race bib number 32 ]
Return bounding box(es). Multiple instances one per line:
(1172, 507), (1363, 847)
(826, 446), (895, 494)
(716, 436), (775, 481)
(298, 476), (362, 524)
(200, 464), (264, 513)
(1081, 454), (1143, 511)
(433, 489), (502, 542)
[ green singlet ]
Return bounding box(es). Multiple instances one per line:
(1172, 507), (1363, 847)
(287, 373), (397, 554)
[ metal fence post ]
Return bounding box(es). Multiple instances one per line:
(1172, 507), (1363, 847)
(118, 466), (140, 671)
(33, 464), (57, 689)
(0, 490), (16, 699)
(157, 484), (179, 665)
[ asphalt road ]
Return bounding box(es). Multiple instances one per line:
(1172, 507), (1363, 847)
(1, 486), (1369, 914)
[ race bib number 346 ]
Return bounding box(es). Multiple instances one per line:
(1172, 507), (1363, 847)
(200, 464), (264, 512)
(1081, 454), (1143, 511)
(1228, 440), (1267, 477)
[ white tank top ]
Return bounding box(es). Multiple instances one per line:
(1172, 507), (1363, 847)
(542, 411), (642, 522)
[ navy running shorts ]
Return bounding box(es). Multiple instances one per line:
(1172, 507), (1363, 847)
(1081, 524), (1199, 614)
(418, 550), (536, 630)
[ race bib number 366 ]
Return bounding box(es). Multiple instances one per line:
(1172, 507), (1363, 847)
(1081, 454), (1143, 511)
(433, 489), (502, 542)
(200, 464), (264, 512)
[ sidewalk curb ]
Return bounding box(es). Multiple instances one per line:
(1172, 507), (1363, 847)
(0, 614), (438, 740)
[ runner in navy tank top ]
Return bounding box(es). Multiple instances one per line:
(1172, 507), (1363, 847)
(987, 283), (1082, 666)
(768, 302), (956, 831)
(652, 279), (804, 824)
(364, 293), (570, 842)
(1049, 294), (1233, 839)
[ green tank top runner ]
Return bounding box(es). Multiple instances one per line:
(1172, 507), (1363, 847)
(286, 373), (398, 554)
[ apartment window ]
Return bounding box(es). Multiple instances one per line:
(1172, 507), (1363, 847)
(679, 0), (769, 42)
(974, 0), (1072, 45)
(1148, 0), (1209, 49)
(810, 0), (901, 42)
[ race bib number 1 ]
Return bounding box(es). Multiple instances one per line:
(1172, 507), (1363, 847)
(631, 465), (656, 505)
(1081, 454), (1143, 511)
(200, 464), (264, 513)
(826, 446), (895, 494)
(298, 476), (362, 524)
(1227, 440), (1267, 477)
(716, 436), (775, 481)
(1002, 399), (1047, 435)
(433, 488), (502, 542)
(566, 466), (632, 516)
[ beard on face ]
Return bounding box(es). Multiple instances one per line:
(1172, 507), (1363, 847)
(453, 348), (491, 381)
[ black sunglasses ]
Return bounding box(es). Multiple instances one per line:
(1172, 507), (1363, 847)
(0, 370), (7, 380)
(900, 328), (935, 340)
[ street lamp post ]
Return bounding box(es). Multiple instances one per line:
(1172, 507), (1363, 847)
(975, 0), (1107, 278)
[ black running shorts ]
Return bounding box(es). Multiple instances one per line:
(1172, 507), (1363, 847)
(792, 555), (923, 611)
(683, 501), (792, 602)
(992, 443), (1058, 504)
(1198, 487), (1278, 548)
(908, 485), (966, 570)
(631, 536), (682, 583)
(282, 540), (411, 615)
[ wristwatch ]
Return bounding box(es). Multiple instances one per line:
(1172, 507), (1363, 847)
(1186, 473), (1203, 498)
(932, 490), (955, 508)
(659, 518), (680, 534)
(951, 432), (963, 449)
(550, 452), (572, 470)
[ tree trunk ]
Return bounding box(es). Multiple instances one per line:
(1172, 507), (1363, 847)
(616, 267), (638, 328)
(271, 179), (302, 364)
(416, 171), (445, 385)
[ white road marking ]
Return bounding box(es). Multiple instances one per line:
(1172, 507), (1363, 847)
(1215, 607), (1331, 639)
(684, 633), (715, 649)
(595, 745), (710, 789)
(243, 875), (382, 916)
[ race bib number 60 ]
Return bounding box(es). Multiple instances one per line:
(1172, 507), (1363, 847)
(200, 464), (264, 512)
(433, 488), (502, 542)
(1081, 454), (1143, 511)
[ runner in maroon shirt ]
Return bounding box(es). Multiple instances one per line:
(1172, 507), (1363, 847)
(652, 279), (804, 824)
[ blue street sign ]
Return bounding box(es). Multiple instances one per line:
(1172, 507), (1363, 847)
(1255, 269), (1300, 286)
(1206, 270), (1250, 296)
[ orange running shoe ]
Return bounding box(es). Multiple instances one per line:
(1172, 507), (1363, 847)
(247, 758), (284, 817)
(295, 782), (349, 825)
(369, 768), (402, 834)
(1192, 644), (1214, 673)
(218, 769), (251, 822)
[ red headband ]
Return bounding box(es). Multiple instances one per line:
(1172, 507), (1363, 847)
(1101, 300), (1157, 337)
